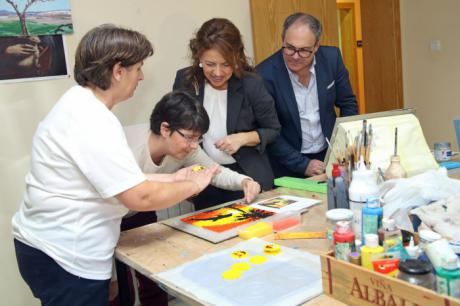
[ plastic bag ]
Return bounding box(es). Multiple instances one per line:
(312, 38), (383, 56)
(379, 168), (460, 231)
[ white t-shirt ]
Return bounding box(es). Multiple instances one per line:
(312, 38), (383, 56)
(202, 83), (236, 165)
(123, 123), (249, 219)
(12, 85), (146, 280)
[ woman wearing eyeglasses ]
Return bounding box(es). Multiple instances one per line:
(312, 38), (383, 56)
(173, 18), (280, 210)
(112, 90), (260, 306)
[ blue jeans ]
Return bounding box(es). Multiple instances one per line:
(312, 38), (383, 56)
(14, 239), (110, 306)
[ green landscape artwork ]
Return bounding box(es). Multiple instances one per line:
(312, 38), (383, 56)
(0, 0), (73, 37)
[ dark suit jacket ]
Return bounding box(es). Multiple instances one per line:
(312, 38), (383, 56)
(256, 46), (358, 177)
(173, 68), (281, 190)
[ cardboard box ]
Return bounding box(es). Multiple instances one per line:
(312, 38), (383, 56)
(320, 252), (460, 306)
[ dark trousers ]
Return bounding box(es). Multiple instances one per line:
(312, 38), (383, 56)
(111, 211), (168, 306)
(193, 162), (245, 211)
(14, 239), (110, 306)
(270, 148), (327, 178)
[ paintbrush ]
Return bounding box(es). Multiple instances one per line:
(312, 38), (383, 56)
(394, 127), (398, 156)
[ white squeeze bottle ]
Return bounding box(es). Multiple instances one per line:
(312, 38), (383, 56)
(348, 157), (379, 242)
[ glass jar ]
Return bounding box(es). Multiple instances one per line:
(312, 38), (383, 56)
(397, 259), (436, 290)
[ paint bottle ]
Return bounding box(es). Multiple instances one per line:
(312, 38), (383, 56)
(361, 196), (383, 245)
(333, 220), (355, 262)
(384, 155), (407, 180)
(425, 239), (458, 270)
(436, 257), (460, 298)
(361, 234), (384, 270)
(418, 229), (442, 263)
(405, 236), (420, 259)
(327, 163), (349, 210)
(379, 218), (408, 260)
(349, 157), (379, 242)
(326, 208), (354, 249)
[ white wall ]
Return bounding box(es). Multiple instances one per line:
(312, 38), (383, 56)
(400, 0), (460, 150)
(0, 1), (253, 305)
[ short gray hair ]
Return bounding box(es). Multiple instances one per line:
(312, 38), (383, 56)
(282, 13), (322, 42)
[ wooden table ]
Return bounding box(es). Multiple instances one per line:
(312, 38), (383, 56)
(115, 186), (346, 306)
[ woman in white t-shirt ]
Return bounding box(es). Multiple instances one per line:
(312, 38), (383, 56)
(173, 18), (281, 210)
(11, 24), (218, 306)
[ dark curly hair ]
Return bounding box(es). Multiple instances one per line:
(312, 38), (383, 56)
(185, 18), (253, 88)
(74, 24), (153, 90)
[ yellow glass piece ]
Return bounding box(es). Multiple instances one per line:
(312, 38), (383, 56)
(263, 243), (281, 255)
(232, 262), (251, 271)
(231, 250), (249, 259)
(222, 269), (241, 280)
(238, 221), (273, 239)
(192, 165), (205, 172)
(249, 255), (267, 264)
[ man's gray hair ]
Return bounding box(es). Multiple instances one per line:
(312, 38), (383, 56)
(282, 12), (322, 42)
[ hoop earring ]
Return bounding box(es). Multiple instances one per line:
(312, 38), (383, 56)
(198, 63), (203, 68)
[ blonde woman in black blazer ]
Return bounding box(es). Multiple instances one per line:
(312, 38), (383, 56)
(173, 18), (280, 210)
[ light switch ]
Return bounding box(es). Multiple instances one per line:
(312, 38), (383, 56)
(430, 40), (441, 52)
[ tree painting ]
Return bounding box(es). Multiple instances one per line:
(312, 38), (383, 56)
(0, 0), (73, 37)
(5, 0), (54, 36)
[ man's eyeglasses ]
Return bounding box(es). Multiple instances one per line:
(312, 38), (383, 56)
(282, 45), (315, 58)
(175, 130), (203, 145)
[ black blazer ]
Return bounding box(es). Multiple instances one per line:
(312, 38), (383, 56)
(256, 47), (358, 176)
(173, 68), (281, 190)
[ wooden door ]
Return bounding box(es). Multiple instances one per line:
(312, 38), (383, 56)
(250, 0), (339, 64)
(361, 0), (403, 112)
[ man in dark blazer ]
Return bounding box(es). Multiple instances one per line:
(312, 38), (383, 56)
(256, 12), (358, 178)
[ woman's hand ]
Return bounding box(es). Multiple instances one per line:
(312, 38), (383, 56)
(215, 131), (260, 155)
(191, 164), (220, 194)
(241, 178), (261, 203)
(214, 133), (244, 155)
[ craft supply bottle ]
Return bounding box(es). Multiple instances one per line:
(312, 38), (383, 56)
(397, 259), (436, 290)
(379, 218), (408, 260)
(327, 163), (348, 210)
(326, 208), (354, 249)
(436, 257), (460, 298)
(333, 220), (355, 262)
(361, 234), (384, 270)
(361, 196), (383, 245)
(405, 236), (420, 259)
(424, 239), (458, 270)
(349, 157), (379, 242)
(384, 155), (407, 180)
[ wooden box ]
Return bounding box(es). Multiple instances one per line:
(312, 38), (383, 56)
(320, 252), (460, 306)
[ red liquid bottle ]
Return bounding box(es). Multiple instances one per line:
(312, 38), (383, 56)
(334, 220), (355, 261)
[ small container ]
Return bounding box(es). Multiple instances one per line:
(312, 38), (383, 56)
(333, 221), (355, 262)
(349, 157), (379, 242)
(326, 209), (354, 248)
(449, 240), (460, 259)
(418, 229), (442, 251)
(361, 196), (383, 244)
(434, 142), (452, 162)
(361, 234), (384, 270)
(405, 236), (420, 259)
(348, 252), (361, 265)
(425, 239), (458, 270)
(397, 259), (436, 290)
(436, 257), (460, 298)
(384, 155), (407, 180)
(270, 211), (301, 232)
